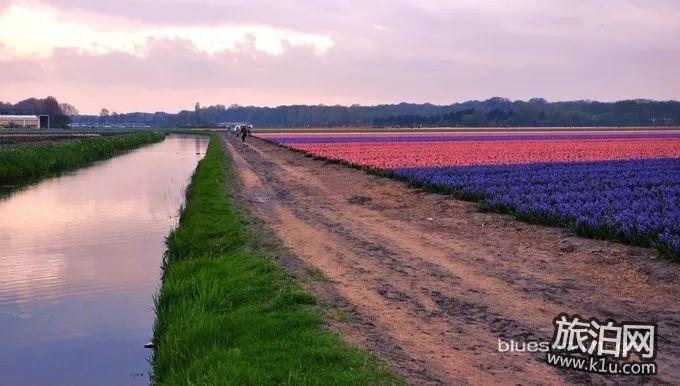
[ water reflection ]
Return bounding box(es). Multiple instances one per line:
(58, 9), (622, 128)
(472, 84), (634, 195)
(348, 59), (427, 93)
(0, 135), (209, 386)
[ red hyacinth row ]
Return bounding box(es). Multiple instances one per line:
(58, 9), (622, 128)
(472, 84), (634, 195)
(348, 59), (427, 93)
(285, 139), (680, 169)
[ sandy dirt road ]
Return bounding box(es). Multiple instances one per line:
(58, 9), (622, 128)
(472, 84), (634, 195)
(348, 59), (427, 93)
(224, 136), (679, 385)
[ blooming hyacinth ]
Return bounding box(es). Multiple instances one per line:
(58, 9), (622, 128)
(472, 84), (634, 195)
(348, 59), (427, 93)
(393, 158), (680, 257)
(260, 130), (680, 259)
(263, 131), (680, 144)
(278, 139), (680, 169)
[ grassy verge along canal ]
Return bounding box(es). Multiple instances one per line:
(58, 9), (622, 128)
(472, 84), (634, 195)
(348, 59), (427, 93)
(152, 134), (397, 384)
(0, 131), (166, 185)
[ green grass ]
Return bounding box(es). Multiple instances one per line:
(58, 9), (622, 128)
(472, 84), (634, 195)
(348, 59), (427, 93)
(152, 134), (398, 385)
(0, 132), (166, 184)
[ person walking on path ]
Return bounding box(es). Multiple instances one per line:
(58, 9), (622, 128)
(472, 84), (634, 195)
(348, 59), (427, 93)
(240, 126), (247, 142)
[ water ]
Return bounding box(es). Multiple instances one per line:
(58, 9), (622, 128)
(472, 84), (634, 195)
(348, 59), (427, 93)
(0, 135), (209, 385)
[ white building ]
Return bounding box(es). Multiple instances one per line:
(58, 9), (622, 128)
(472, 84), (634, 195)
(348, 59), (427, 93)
(0, 115), (45, 128)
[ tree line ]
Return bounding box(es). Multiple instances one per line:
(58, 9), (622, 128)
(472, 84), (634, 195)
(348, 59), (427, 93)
(6, 97), (680, 128)
(73, 98), (680, 128)
(372, 98), (680, 127)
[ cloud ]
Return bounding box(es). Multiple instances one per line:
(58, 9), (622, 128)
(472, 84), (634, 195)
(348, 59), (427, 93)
(1, 0), (679, 113)
(0, 0), (334, 58)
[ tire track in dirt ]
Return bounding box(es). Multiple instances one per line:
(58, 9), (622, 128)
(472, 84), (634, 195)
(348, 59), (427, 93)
(225, 136), (680, 385)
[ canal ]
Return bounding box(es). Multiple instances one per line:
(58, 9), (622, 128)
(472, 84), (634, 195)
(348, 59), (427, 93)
(0, 135), (209, 385)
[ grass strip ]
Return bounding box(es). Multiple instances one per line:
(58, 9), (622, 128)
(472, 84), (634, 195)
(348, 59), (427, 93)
(152, 134), (397, 385)
(0, 131), (166, 184)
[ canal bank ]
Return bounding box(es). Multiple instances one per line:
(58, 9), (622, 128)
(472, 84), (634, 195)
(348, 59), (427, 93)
(0, 131), (166, 190)
(152, 134), (397, 384)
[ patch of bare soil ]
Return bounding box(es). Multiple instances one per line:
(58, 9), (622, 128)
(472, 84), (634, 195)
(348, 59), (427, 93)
(224, 136), (679, 385)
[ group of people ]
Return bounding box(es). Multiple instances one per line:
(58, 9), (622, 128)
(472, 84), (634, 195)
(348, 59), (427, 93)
(228, 125), (252, 142)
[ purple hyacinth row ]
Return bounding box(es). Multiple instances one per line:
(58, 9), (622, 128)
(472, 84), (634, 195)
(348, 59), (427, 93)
(267, 132), (680, 144)
(393, 158), (680, 258)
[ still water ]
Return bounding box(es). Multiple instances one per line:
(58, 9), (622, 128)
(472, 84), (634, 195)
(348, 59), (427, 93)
(0, 135), (209, 385)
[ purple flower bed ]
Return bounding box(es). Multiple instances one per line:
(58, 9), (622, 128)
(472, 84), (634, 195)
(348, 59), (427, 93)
(393, 158), (680, 259)
(267, 132), (680, 144)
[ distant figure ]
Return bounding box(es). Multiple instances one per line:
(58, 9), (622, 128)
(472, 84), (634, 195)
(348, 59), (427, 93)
(240, 126), (247, 142)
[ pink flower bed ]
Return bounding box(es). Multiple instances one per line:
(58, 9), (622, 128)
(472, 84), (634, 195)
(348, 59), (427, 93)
(286, 139), (680, 169)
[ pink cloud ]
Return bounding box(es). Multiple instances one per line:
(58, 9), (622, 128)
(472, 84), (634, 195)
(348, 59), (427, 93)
(1, 0), (679, 113)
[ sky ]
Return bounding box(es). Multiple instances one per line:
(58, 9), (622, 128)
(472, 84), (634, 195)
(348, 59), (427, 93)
(1, 0), (679, 114)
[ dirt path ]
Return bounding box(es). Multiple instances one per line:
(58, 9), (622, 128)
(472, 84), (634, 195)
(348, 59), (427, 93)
(224, 136), (679, 385)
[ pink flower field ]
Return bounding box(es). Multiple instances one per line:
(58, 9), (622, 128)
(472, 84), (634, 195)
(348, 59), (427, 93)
(258, 129), (680, 168)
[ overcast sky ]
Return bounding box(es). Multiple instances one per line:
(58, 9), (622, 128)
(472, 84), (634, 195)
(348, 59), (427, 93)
(1, 0), (679, 113)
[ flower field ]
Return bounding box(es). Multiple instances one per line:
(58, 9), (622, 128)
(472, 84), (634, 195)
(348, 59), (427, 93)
(258, 130), (680, 259)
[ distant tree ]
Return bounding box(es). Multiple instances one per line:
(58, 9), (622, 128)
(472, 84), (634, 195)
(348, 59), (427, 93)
(529, 97), (548, 105)
(486, 109), (508, 124)
(98, 108), (110, 126)
(59, 103), (79, 116)
(194, 102), (201, 126)
(41, 96), (70, 128)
